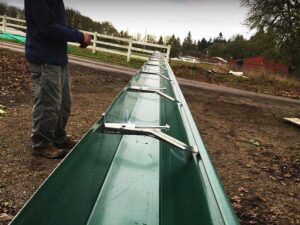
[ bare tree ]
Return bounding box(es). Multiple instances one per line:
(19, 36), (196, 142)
(241, 0), (300, 71)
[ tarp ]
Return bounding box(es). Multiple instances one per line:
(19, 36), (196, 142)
(0, 32), (73, 52)
(0, 32), (26, 43)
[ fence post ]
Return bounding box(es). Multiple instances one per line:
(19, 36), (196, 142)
(127, 39), (132, 62)
(2, 15), (7, 33)
(166, 45), (171, 61)
(92, 32), (97, 54)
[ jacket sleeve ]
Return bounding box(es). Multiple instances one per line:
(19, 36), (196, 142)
(29, 0), (83, 43)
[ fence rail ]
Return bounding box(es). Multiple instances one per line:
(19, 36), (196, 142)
(0, 15), (171, 62)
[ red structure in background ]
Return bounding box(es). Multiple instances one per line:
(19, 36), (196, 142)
(229, 56), (289, 74)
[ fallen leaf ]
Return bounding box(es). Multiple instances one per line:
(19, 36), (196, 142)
(248, 210), (257, 218)
(280, 181), (287, 186)
(232, 202), (242, 210)
(238, 187), (249, 193)
(0, 108), (6, 116)
(250, 139), (260, 147)
(0, 213), (13, 221)
(231, 195), (241, 203)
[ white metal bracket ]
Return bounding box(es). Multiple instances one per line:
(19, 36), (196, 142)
(139, 70), (172, 81)
(144, 63), (167, 70)
(127, 85), (180, 103)
(102, 123), (198, 154)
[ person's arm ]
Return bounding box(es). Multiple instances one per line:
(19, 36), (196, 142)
(28, 0), (83, 43)
(67, 26), (92, 47)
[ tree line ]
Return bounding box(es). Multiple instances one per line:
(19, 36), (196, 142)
(241, 0), (300, 73)
(165, 31), (280, 61)
(0, 3), (128, 38)
(1, 1), (299, 73)
(0, 2), (24, 18)
(166, 0), (300, 74)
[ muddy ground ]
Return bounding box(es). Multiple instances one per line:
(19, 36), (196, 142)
(0, 50), (299, 225)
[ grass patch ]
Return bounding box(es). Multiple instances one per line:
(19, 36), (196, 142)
(171, 60), (229, 71)
(68, 46), (144, 69)
(0, 37), (24, 45)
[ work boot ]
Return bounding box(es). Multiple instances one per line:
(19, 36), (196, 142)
(33, 145), (67, 159)
(54, 136), (77, 150)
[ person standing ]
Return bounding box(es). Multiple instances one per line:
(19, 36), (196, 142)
(24, 0), (91, 158)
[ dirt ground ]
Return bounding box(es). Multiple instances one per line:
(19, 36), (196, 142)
(183, 87), (300, 225)
(172, 62), (300, 100)
(0, 50), (299, 225)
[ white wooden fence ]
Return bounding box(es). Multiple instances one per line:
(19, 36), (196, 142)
(0, 15), (171, 62)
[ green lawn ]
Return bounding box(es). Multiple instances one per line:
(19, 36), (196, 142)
(68, 46), (144, 69)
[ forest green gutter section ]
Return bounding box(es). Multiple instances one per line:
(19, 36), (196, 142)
(8, 52), (239, 225)
(163, 55), (240, 224)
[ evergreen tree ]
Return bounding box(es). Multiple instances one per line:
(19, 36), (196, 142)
(157, 36), (164, 45)
(197, 38), (208, 52)
(227, 35), (248, 59)
(214, 32), (226, 43)
(182, 31), (195, 54)
(167, 34), (181, 57)
(6, 6), (18, 18)
(0, 3), (7, 16)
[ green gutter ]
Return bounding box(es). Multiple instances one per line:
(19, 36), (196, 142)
(9, 52), (239, 225)
(164, 56), (240, 224)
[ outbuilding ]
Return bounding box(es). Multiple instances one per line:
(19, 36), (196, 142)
(230, 56), (289, 74)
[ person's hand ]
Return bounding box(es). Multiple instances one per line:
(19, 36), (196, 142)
(83, 32), (92, 45)
(80, 32), (92, 48)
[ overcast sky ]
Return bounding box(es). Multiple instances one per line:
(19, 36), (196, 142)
(3, 0), (253, 41)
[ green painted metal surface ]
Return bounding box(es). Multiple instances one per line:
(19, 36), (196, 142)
(9, 52), (240, 225)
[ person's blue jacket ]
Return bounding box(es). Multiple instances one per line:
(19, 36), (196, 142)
(24, 0), (83, 65)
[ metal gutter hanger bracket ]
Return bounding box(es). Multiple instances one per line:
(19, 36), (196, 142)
(139, 70), (172, 81)
(144, 63), (167, 70)
(102, 123), (198, 154)
(127, 85), (180, 103)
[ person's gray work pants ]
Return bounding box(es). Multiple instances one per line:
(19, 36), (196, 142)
(29, 63), (71, 148)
